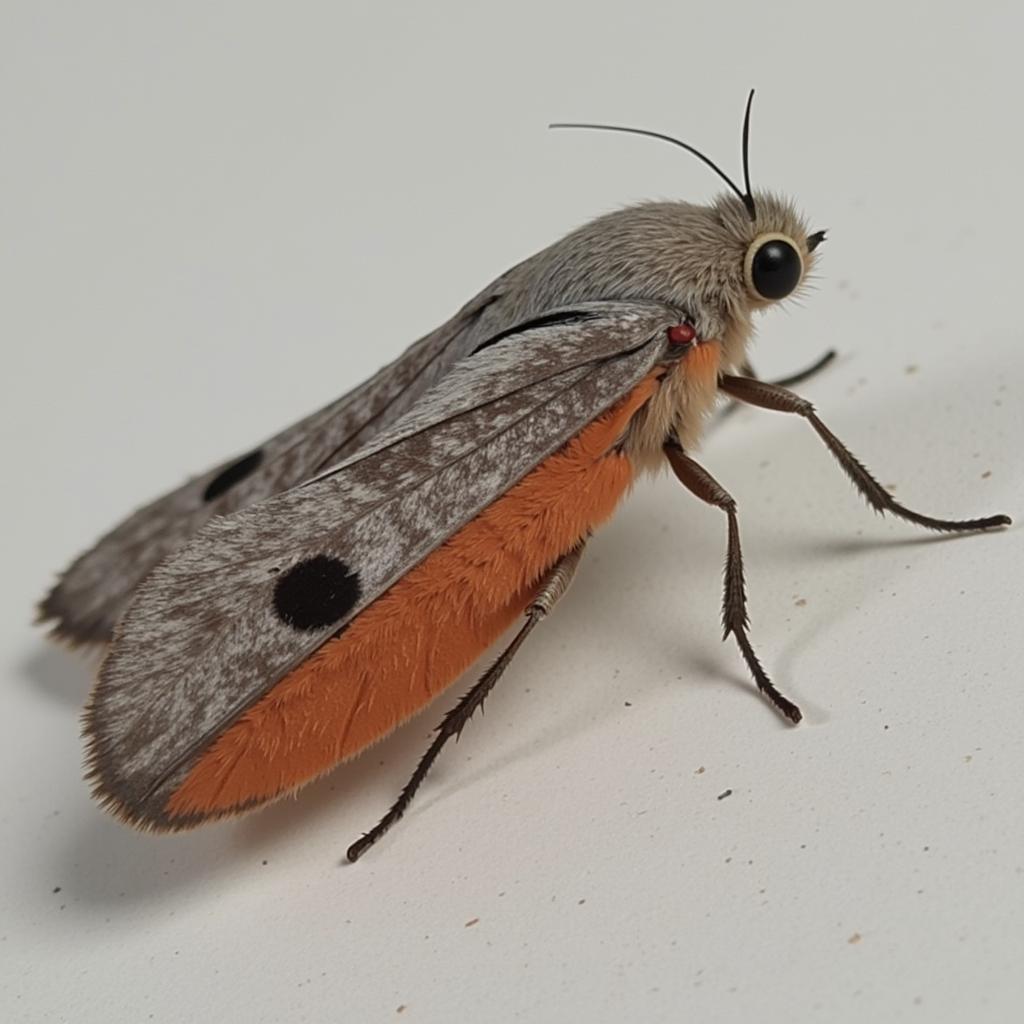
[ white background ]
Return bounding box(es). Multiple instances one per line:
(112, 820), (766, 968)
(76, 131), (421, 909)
(2, 2), (1022, 1022)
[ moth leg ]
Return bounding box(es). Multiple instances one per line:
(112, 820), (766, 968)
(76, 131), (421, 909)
(718, 375), (1012, 534)
(739, 349), (836, 389)
(764, 349), (837, 389)
(664, 442), (802, 724)
(346, 542), (587, 862)
(724, 351), (835, 423)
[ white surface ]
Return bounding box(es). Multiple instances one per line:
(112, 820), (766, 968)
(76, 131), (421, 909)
(2, 3), (1022, 1022)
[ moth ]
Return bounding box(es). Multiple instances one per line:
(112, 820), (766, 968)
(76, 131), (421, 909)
(40, 93), (1010, 861)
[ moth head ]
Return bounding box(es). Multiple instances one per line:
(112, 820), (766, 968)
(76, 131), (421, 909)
(552, 90), (826, 316)
(712, 190), (826, 312)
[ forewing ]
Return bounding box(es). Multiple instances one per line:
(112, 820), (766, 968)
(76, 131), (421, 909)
(89, 300), (681, 820)
(39, 271), (516, 644)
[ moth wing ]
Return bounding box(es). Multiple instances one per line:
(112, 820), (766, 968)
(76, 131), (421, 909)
(38, 270), (517, 645)
(88, 300), (681, 824)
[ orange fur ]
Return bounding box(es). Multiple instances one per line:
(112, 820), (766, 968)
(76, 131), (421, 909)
(166, 374), (660, 820)
(683, 339), (722, 385)
(623, 340), (722, 468)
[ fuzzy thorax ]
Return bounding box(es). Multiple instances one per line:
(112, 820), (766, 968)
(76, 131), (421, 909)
(622, 315), (750, 472)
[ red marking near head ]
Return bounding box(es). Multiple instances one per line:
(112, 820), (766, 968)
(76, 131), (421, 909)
(667, 323), (696, 346)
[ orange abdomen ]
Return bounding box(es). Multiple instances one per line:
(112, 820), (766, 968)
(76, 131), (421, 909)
(166, 375), (659, 821)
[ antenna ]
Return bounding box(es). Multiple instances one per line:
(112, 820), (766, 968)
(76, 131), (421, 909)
(550, 91), (758, 220)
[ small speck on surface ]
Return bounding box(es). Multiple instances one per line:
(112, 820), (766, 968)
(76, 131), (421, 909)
(464, 918), (479, 928)
(848, 932), (862, 945)
(981, 470), (992, 479)
(717, 789), (733, 801)
(905, 364), (919, 374)
(794, 598), (807, 607)
(695, 766), (705, 775)
(397, 1005), (407, 1015)
(52, 886), (61, 894)
(624, 701), (632, 707)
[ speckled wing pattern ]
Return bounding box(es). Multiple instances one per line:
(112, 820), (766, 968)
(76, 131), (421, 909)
(87, 301), (680, 819)
(37, 272), (516, 645)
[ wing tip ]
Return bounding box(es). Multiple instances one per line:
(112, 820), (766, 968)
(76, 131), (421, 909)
(81, 724), (205, 835)
(81, 692), (266, 834)
(35, 580), (115, 649)
(82, 767), (266, 835)
(80, 689), (179, 833)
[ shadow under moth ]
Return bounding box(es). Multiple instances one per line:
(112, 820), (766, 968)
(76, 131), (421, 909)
(39, 93), (1010, 861)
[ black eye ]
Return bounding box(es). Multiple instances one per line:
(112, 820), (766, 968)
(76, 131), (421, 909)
(746, 236), (803, 301)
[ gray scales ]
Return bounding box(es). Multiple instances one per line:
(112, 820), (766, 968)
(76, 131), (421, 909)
(89, 303), (685, 825)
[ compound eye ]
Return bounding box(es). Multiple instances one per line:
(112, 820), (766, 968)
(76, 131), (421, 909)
(745, 234), (803, 301)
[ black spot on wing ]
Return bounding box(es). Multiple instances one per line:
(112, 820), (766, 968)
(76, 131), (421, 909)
(203, 449), (265, 502)
(470, 310), (598, 356)
(273, 555), (362, 631)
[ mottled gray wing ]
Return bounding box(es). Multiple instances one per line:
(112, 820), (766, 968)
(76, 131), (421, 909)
(38, 272), (519, 645)
(89, 300), (681, 823)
